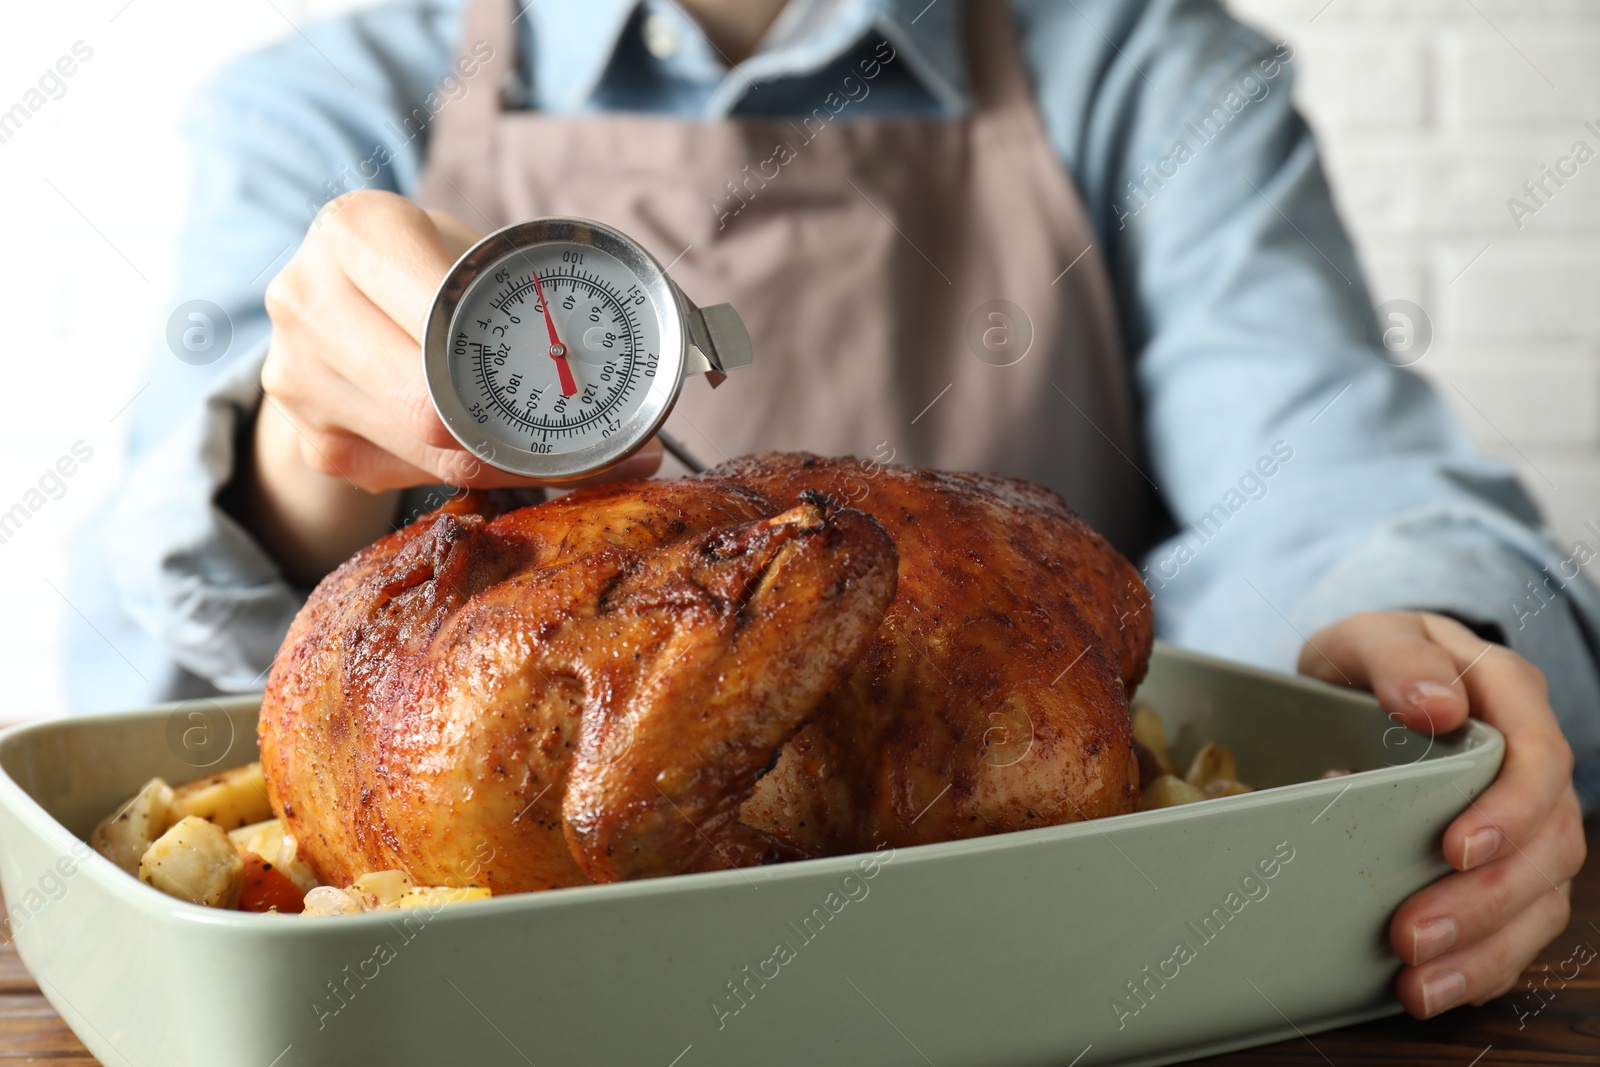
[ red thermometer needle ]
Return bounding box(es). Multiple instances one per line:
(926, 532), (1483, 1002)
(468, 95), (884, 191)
(529, 270), (578, 397)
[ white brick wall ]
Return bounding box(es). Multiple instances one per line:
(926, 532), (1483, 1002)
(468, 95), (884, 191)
(0, 1), (1594, 716)
(1228, 0), (1600, 549)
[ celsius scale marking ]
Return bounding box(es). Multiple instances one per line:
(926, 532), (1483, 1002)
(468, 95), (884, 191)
(424, 217), (752, 482)
(468, 267), (646, 438)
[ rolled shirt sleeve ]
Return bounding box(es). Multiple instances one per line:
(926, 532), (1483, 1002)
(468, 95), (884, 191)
(68, 339), (449, 708)
(98, 345), (300, 693)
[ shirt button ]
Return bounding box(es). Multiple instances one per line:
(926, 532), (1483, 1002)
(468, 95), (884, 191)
(642, 11), (680, 59)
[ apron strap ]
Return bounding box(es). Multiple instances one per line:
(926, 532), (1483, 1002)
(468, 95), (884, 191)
(451, 0), (523, 129)
(963, 0), (1035, 118)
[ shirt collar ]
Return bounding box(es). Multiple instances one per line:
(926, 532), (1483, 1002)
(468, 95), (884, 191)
(517, 0), (969, 115)
(876, 0), (968, 112)
(519, 0), (642, 112)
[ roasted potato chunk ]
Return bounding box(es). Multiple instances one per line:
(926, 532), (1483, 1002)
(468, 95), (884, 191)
(90, 778), (175, 876)
(171, 762), (273, 831)
(394, 887), (491, 909)
(1138, 775), (1206, 810)
(139, 816), (244, 908)
(301, 876), (492, 916)
(1130, 704), (1176, 777)
(349, 870), (414, 909)
(1185, 743), (1239, 788)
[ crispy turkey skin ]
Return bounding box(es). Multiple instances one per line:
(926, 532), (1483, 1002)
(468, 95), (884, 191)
(258, 453), (1151, 890)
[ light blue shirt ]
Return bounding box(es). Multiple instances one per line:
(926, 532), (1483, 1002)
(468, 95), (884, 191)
(66, 0), (1600, 809)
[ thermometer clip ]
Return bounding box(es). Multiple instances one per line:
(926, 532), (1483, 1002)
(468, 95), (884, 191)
(685, 303), (753, 388)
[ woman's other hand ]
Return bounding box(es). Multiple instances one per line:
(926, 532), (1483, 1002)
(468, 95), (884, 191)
(1298, 611), (1586, 1018)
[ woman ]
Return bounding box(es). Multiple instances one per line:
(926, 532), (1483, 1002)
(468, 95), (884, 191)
(67, 0), (1593, 1021)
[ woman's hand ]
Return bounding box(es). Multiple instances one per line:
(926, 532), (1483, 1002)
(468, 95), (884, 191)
(1298, 611), (1587, 1018)
(246, 190), (661, 584)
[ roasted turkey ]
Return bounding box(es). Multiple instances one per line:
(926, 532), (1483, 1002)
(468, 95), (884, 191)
(258, 453), (1152, 891)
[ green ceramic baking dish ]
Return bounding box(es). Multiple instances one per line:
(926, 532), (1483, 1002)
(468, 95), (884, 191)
(0, 643), (1501, 1067)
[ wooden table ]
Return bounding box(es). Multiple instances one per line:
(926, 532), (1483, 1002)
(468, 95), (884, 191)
(1, 821), (1594, 1065)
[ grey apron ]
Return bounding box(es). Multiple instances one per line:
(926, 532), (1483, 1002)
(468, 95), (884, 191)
(415, 0), (1159, 557)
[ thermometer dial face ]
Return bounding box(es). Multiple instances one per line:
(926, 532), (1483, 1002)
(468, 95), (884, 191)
(424, 219), (686, 482)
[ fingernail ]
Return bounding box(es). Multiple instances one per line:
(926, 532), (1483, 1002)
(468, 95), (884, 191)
(1412, 917), (1457, 964)
(1407, 680), (1461, 711)
(1462, 826), (1501, 870)
(1421, 969), (1466, 1017)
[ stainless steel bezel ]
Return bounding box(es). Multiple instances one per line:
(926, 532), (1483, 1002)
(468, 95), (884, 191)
(423, 217), (687, 484)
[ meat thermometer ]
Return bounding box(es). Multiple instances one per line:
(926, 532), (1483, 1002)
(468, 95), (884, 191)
(423, 217), (751, 482)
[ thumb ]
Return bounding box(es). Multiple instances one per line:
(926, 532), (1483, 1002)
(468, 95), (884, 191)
(1297, 612), (1470, 735)
(425, 208), (484, 260)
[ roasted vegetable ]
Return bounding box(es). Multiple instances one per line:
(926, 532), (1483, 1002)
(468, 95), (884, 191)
(349, 870), (415, 908)
(301, 873), (491, 916)
(230, 818), (318, 894)
(1131, 710), (1254, 808)
(236, 852), (306, 914)
(1185, 743), (1239, 789)
(170, 762), (273, 831)
(301, 886), (366, 917)
(139, 816), (244, 908)
(90, 777), (175, 876)
(1139, 775), (1206, 810)
(1130, 704), (1176, 777)
(394, 887), (491, 909)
